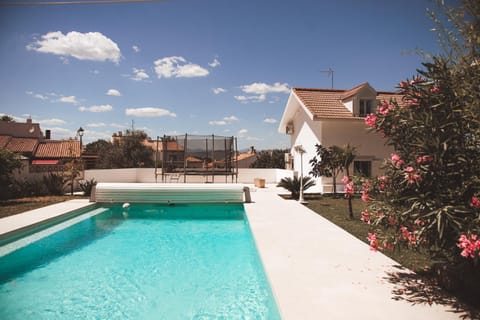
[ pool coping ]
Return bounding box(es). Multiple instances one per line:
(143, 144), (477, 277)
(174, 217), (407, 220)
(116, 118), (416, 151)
(0, 187), (466, 319)
(244, 185), (464, 320)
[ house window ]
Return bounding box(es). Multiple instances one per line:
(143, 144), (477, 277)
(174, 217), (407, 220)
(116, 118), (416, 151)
(354, 160), (372, 177)
(359, 99), (373, 117)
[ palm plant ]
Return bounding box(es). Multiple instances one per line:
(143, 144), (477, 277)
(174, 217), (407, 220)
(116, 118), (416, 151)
(277, 176), (316, 200)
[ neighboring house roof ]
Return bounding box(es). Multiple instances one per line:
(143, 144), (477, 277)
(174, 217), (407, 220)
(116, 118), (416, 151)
(278, 82), (404, 133)
(0, 120), (42, 138)
(0, 135), (12, 148)
(185, 156), (203, 163)
(4, 137), (38, 154)
(143, 139), (185, 151)
(236, 152), (256, 161)
(34, 140), (81, 158)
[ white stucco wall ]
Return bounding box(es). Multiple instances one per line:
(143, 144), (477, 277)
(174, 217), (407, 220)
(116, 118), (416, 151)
(84, 168), (294, 184)
(289, 117), (393, 193)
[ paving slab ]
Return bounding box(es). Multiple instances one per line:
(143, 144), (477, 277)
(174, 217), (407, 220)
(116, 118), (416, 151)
(244, 185), (468, 320)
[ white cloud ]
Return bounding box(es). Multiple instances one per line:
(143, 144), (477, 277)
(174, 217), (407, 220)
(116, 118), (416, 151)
(154, 56), (209, 78)
(241, 82), (289, 95)
(38, 118), (66, 126)
(106, 89), (122, 96)
(131, 68), (150, 81)
(209, 120), (227, 126)
(86, 122), (106, 127)
(209, 115), (238, 126)
(125, 107), (176, 117)
(79, 104), (113, 112)
(223, 115), (239, 122)
(27, 31), (121, 64)
(234, 94), (266, 103)
(212, 87), (226, 94)
(238, 129), (248, 137)
(209, 58), (220, 68)
(58, 95), (79, 105)
(263, 118), (277, 124)
(132, 45), (140, 53)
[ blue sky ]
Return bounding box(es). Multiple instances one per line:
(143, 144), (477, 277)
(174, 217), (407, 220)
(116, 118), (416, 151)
(0, 0), (440, 150)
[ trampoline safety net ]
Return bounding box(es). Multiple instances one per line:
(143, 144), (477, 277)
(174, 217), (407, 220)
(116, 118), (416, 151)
(154, 134), (238, 183)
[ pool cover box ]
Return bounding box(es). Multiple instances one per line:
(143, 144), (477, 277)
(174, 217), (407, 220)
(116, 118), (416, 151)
(92, 183), (251, 204)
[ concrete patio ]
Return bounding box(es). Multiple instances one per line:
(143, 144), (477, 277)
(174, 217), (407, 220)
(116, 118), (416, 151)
(0, 184), (473, 319)
(245, 185), (470, 319)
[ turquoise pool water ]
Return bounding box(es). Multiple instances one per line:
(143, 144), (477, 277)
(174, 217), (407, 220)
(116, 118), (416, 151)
(0, 204), (281, 319)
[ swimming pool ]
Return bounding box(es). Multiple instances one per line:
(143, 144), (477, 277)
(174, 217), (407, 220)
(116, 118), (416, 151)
(0, 204), (281, 319)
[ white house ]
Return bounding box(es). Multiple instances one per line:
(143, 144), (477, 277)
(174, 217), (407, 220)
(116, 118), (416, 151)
(278, 82), (404, 193)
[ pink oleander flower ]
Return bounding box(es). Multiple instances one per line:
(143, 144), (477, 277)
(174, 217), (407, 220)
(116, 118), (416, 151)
(404, 166), (422, 184)
(342, 176), (350, 184)
(400, 226), (417, 246)
(384, 242), (394, 251)
(430, 86), (440, 93)
(388, 216), (398, 226)
(470, 196), (480, 209)
(377, 175), (387, 190)
(361, 190), (370, 202)
(344, 182), (354, 197)
(377, 101), (394, 116)
(367, 233), (381, 252)
(457, 234), (480, 259)
(391, 153), (404, 168)
(416, 155), (433, 164)
(361, 210), (371, 224)
(365, 113), (377, 127)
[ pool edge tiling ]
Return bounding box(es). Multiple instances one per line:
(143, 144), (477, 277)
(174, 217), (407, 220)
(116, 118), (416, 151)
(0, 189), (467, 320)
(244, 186), (464, 320)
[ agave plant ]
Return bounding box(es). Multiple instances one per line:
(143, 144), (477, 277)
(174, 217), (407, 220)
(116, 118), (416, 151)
(277, 176), (315, 200)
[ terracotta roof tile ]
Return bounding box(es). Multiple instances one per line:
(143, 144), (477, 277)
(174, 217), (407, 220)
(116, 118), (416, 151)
(34, 140), (80, 158)
(0, 135), (12, 148)
(5, 137), (38, 153)
(293, 87), (404, 120)
(293, 88), (355, 120)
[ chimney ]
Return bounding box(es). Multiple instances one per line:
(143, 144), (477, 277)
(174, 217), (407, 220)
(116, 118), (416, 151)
(45, 130), (51, 140)
(26, 118), (32, 124)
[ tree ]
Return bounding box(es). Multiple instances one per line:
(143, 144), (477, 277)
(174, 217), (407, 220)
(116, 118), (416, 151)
(361, 0), (480, 291)
(309, 144), (348, 196)
(90, 130), (154, 168)
(277, 176), (316, 200)
(0, 148), (22, 199)
(0, 115), (15, 122)
(249, 149), (288, 168)
(342, 144), (357, 219)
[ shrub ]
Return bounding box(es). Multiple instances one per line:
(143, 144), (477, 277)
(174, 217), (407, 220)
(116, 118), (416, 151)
(277, 176), (315, 200)
(43, 173), (66, 196)
(79, 178), (97, 196)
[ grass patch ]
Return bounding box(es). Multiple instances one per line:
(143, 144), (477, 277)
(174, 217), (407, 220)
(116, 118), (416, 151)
(0, 195), (85, 219)
(305, 195), (432, 272)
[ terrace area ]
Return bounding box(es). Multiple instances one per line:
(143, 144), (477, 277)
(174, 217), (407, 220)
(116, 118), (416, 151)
(0, 182), (470, 319)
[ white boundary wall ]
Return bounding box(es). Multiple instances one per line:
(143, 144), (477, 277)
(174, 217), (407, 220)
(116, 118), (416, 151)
(84, 168), (294, 184)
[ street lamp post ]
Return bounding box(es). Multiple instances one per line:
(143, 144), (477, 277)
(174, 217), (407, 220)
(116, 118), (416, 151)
(294, 145), (307, 204)
(77, 127), (84, 153)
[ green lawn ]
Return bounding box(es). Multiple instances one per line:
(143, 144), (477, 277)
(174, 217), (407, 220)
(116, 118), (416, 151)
(0, 195), (85, 219)
(304, 195), (432, 272)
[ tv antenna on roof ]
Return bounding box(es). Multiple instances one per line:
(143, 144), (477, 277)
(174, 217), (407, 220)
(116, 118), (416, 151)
(320, 68), (334, 89)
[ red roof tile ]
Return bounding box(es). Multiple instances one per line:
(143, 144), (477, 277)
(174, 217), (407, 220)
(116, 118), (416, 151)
(34, 140), (81, 158)
(6, 137), (38, 153)
(293, 88), (355, 120)
(293, 86), (404, 120)
(0, 135), (12, 148)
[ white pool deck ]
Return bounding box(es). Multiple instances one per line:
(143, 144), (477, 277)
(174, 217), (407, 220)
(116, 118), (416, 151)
(0, 185), (468, 319)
